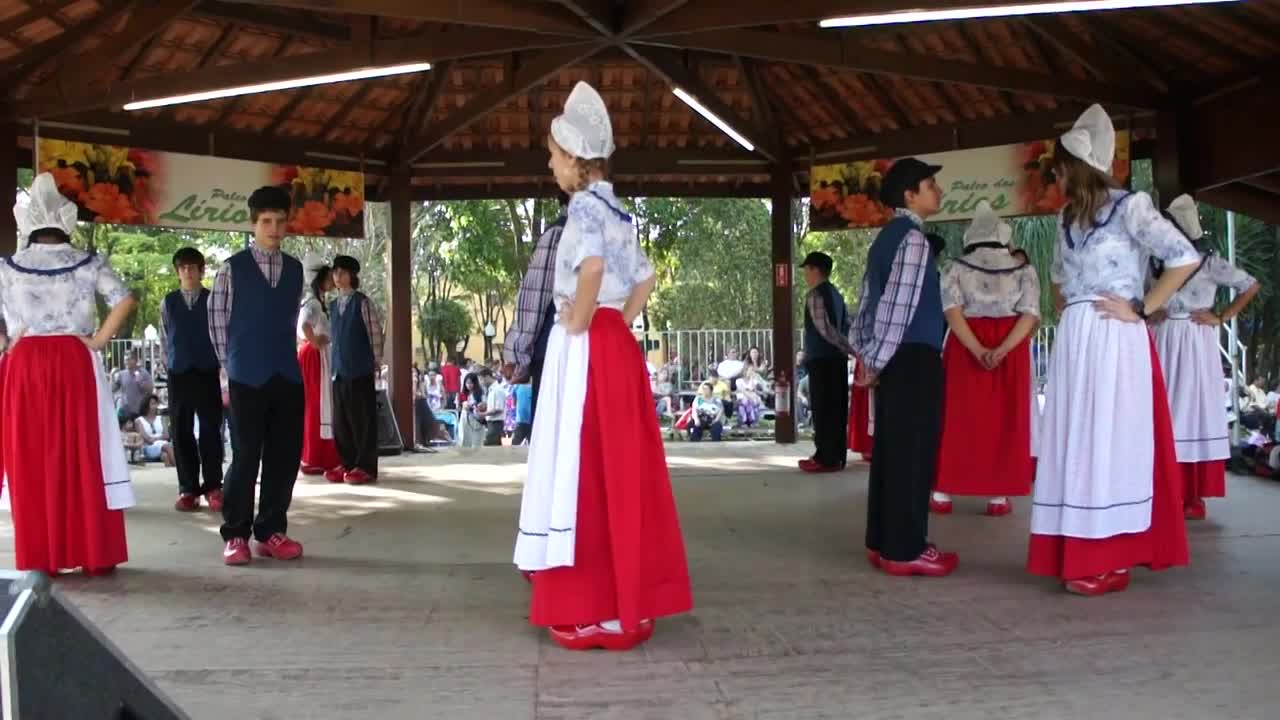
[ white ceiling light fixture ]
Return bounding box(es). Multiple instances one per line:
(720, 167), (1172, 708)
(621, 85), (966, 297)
(123, 62), (432, 111)
(672, 87), (755, 153)
(818, 0), (1241, 27)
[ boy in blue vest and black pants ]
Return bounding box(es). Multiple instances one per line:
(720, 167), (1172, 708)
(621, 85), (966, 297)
(209, 187), (306, 566)
(162, 247), (224, 513)
(328, 255), (384, 485)
(851, 158), (958, 578)
(798, 251), (855, 474)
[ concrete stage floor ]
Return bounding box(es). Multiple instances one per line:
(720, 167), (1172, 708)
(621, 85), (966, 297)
(2, 443), (1278, 719)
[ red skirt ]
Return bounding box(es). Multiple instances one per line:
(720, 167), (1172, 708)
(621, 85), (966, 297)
(2, 337), (127, 573)
(299, 342), (341, 471)
(529, 309), (693, 629)
(847, 357), (873, 456)
(1027, 335), (1187, 580)
(935, 317), (1034, 497)
(1181, 460), (1226, 500)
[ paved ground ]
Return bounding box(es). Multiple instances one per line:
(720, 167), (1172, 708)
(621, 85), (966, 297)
(2, 443), (1278, 719)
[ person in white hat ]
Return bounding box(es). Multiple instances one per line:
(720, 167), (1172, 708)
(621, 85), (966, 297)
(1028, 105), (1200, 596)
(297, 252), (342, 476)
(1147, 195), (1259, 520)
(931, 200), (1040, 518)
(0, 172), (137, 576)
(513, 81), (692, 651)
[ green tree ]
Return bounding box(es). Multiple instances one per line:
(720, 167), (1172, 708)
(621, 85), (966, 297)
(420, 297), (473, 358)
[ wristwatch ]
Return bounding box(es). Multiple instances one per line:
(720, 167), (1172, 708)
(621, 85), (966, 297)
(1129, 298), (1148, 320)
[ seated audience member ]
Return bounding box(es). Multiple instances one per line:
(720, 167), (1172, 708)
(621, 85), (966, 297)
(690, 382), (725, 442)
(136, 394), (175, 466)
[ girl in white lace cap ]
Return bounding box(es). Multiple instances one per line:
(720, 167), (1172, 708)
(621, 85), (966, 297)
(0, 172), (137, 576)
(297, 253), (341, 476)
(513, 81), (692, 650)
(932, 200), (1040, 517)
(1148, 195), (1259, 521)
(1027, 105), (1199, 596)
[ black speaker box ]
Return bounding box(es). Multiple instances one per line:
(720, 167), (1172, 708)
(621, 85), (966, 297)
(0, 571), (188, 720)
(375, 388), (404, 455)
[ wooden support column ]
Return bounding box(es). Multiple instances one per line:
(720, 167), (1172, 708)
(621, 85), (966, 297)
(1153, 110), (1183, 205)
(771, 160), (796, 444)
(0, 122), (17, 256)
(388, 165), (414, 449)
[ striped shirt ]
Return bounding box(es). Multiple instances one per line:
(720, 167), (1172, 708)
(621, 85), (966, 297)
(852, 209), (931, 375)
(208, 246), (283, 367)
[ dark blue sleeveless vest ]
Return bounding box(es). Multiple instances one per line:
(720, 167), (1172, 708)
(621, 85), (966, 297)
(864, 215), (945, 352)
(803, 281), (849, 359)
(164, 289), (219, 374)
(330, 291), (375, 380)
(226, 249), (303, 387)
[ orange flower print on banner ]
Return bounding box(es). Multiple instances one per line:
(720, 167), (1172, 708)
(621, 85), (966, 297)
(289, 200), (335, 236)
(48, 166), (86, 199)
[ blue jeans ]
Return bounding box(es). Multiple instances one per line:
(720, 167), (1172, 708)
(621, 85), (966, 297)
(690, 422), (722, 442)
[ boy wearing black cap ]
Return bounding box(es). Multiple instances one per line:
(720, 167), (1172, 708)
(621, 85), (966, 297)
(163, 247), (224, 513)
(327, 255), (384, 485)
(851, 157), (958, 577)
(209, 186), (306, 566)
(798, 251), (856, 473)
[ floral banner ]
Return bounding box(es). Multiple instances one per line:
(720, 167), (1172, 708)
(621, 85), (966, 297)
(37, 139), (365, 237)
(809, 132), (1130, 230)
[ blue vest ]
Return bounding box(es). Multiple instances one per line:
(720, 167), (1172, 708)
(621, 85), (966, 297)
(164, 289), (219, 374)
(330, 291), (375, 380)
(226, 249), (303, 387)
(803, 281), (849, 360)
(864, 216), (945, 352)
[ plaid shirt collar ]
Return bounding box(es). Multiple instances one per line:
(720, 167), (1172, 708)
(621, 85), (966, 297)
(895, 208), (924, 229)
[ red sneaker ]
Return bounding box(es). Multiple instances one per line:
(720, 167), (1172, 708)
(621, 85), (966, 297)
(174, 494), (200, 512)
(1064, 574), (1110, 596)
(1184, 499), (1206, 520)
(83, 565), (116, 577)
(344, 469), (375, 485)
(801, 462), (843, 474)
(880, 545), (959, 577)
(866, 549), (881, 569)
(548, 621), (652, 651)
(929, 498), (953, 514)
(1105, 569), (1131, 593)
(324, 466), (347, 483)
(254, 533), (303, 561)
(223, 538), (251, 566)
(300, 464), (326, 476)
(798, 458), (819, 470)
(985, 500), (1012, 517)
(204, 489), (224, 512)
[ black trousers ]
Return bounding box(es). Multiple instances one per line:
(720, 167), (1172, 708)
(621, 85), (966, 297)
(333, 374), (379, 476)
(222, 375), (304, 542)
(866, 343), (943, 562)
(511, 422), (532, 445)
(414, 397), (438, 447)
(527, 302), (557, 428)
(483, 420), (505, 446)
(168, 368), (224, 496)
(808, 356), (850, 467)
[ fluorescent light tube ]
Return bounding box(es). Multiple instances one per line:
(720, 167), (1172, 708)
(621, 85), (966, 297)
(819, 0), (1240, 27)
(123, 62), (432, 111)
(672, 87), (755, 152)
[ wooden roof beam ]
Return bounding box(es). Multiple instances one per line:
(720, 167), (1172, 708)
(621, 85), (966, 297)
(192, 1), (350, 42)
(625, 45), (780, 161)
(555, 0), (619, 36)
(621, 0), (691, 37)
(0, 0), (134, 85)
(0, 0), (80, 38)
(1198, 184), (1280, 226)
(317, 82), (377, 142)
(403, 42), (608, 164)
(13, 29), (589, 118)
(634, 28), (1169, 109)
(397, 60), (453, 150)
(1183, 80), (1280, 191)
(1241, 174), (1280, 196)
(402, 180), (774, 201)
(197, 21), (239, 68)
(1020, 16), (1157, 88)
(735, 57), (778, 137)
(215, 0), (596, 36)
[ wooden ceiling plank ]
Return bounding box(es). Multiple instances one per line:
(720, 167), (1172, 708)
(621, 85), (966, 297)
(1021, 17), (1125, 83)
(210, 33), (293, 127)
(620, 0), (690, 37)
(404, 42), (607, 164)
(317, 82), (376, 141)
(263, 87), (312, 135)
(197, 21), (239, 68)
(555, 0), (617, 36)
(952, 22), (1015, 113)
(0, 0), (80, 38)
(625, 44), (780, 160)
(192, 0), (349, 42)
(1241, 174), (1280, 196)
(862, 73), (910, 129)
(1, 0), (135, 84)
(214, 0), (596, 36)
(633, 27), (1168, 109)
(735, 57), (778, 136)
(397, 59), (453, 151)
(363, 71), (432, 152)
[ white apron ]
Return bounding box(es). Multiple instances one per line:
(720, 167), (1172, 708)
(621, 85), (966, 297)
(1153, 317), (1229, 462)
(317, 338), (334, 440)
(513, 322), (590, 571)
(1030, 300), (1153, 539)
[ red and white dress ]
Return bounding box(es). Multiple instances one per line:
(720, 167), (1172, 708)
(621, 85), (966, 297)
(0, 244), (135, 574)
(298, 296), (340, 473)
(934, 248), (1040, 505)
(1152, 255), (1255, 511)
(847, 357), (873, 460)
(514, 181), (692, 635)
(1029, 190), (1199, 582)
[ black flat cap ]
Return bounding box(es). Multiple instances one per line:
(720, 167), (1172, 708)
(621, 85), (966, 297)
(248, 185), (291, 213)
(332, 255), (361, 274)
(879, 158), (943, 208)
(800, 251), (834, 275)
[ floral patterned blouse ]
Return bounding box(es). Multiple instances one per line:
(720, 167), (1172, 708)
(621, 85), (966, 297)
(554, 181), (654, 309)
(1163, 255), (1256, 317)
(1051, 190), (1200, 303)
(942, 248), (1041, 318)
(0, 244), (130, 337)
(297, 296), (331, 340)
